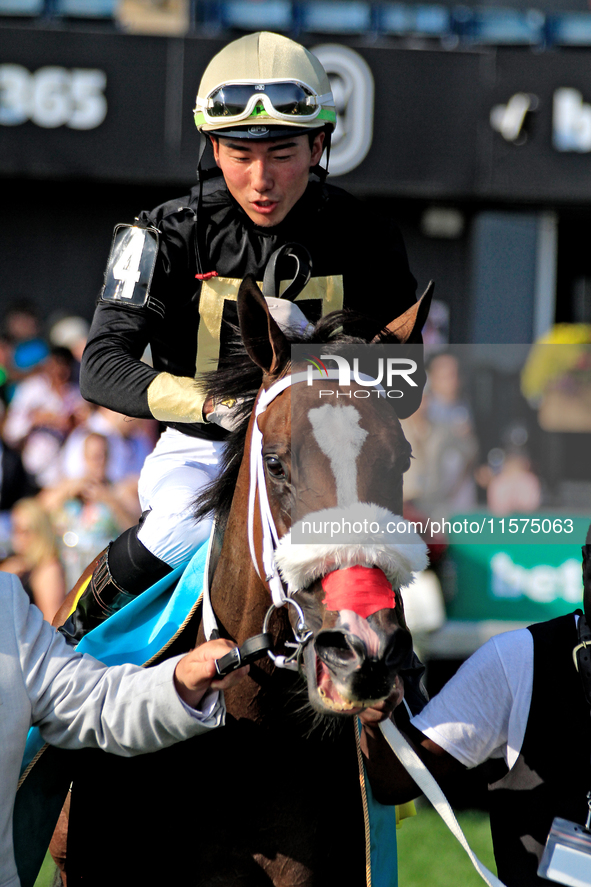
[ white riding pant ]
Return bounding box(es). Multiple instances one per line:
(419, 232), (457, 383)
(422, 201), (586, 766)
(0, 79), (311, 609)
(137, 428), (226, 568)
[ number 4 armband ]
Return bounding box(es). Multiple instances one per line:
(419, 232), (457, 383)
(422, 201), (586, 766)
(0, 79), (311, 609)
(101, 224), (161, 313)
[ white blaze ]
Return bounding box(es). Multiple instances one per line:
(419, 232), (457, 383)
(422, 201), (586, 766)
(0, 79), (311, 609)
(308, 404), (368, 507)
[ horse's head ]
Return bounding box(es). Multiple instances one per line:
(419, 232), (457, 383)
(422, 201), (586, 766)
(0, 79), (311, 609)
(236, 276), (432, 716)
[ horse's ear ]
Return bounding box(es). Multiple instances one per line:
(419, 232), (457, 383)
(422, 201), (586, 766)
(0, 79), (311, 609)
(375, 281), (435, 344)
(237, 274), (291, 376)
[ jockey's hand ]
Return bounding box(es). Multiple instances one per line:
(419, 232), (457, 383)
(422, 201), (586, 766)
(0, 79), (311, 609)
(264, 297), (314, 337)
(358, 675), (404, 727)
(203, 396), (245, 432)
(174, 639), (249, 708)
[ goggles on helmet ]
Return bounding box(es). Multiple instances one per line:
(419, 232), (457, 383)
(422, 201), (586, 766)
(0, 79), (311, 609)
(194, 79), (335, 127)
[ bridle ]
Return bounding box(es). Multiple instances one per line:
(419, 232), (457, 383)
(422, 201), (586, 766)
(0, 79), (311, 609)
(206, 369), (348, 673)
(207, 367), (388, 676)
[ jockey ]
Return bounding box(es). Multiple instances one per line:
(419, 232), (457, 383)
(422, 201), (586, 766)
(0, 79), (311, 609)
(67, 31), (418, 638)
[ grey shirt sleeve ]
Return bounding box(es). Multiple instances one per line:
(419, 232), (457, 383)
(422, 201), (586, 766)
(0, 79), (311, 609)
(13, 579), (225, 755)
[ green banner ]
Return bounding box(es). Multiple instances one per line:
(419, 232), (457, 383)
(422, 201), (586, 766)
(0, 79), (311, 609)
(446, 513), (587, 622)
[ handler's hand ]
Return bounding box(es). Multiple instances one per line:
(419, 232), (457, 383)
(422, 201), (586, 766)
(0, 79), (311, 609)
(174, 639), (249, 708)
(358, 675), (404, 728)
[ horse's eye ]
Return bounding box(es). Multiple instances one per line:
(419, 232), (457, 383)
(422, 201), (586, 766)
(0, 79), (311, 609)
(264, 455), (286, 480)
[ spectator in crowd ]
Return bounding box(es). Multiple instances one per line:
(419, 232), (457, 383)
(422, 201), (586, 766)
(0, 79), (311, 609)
(49, 315), (90, 385)
(2, 298), (42, 346)
(0, 440), (37, 512)
(1, 299), (48, 391)
(0, 497), (66, 623)
(402, 351), (478, 521)
(49, 315), (90, 365)
(0, 335), (12, 410)
(59, 405), (157, 488)
(40, 432), (140, 590)
(8, 338), (50, 399)
(0, 440), (38, 559)
(486, 448), (542, 516)
(3, 346), (88, 488)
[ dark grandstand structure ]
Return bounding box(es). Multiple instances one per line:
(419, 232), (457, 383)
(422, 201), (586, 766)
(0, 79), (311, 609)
(2, 0), (591, 343)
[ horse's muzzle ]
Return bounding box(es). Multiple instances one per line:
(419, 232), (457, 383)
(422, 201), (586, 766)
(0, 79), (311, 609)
(314, 624), (413, 705)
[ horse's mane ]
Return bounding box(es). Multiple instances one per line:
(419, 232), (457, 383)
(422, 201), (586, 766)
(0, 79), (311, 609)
(194, 310), (399, 528)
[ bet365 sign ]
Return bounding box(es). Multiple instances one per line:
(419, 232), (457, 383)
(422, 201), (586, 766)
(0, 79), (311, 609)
(0, 64), (107, 129)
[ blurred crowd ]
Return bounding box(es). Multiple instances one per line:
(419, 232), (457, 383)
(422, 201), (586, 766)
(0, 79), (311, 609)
(402, 350), (543, 525)
(399, 350), (544, 637)
(0, 301), (548, 630)
(0, 299), (158, 623)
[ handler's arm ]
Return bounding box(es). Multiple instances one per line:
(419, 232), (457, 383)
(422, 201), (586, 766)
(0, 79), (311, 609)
(359, 713), (463, 805)
(10, 576), (243, 754)
(359, 631), (522, 804)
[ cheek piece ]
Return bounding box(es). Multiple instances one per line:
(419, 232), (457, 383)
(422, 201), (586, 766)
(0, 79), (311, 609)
(321, 565), (396, 619)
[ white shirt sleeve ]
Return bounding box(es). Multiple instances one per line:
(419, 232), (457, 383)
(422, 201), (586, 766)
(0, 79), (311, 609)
(411, 628), (533, 770)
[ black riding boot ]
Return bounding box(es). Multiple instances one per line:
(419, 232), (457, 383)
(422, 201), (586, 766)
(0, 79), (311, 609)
(59, 519), (172, 646)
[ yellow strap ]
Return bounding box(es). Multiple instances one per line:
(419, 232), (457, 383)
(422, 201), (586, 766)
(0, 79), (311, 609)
(67, 575), (92, 619)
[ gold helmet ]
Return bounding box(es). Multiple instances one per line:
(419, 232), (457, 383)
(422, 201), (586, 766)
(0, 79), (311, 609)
(194, 32), (336, 139)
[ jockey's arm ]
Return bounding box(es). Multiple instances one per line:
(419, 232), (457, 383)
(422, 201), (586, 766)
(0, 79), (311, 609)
(80, 301), (208, 424)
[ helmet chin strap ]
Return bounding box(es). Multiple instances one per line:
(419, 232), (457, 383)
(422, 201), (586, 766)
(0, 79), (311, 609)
(194, 132), (210, 278)
(313, 129), (331, 182)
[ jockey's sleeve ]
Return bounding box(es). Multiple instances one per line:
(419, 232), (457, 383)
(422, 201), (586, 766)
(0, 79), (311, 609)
(80, 301), (207, 424)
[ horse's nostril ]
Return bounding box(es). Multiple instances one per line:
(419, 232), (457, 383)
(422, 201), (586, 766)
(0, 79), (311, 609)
(315, 630), (365, 670)
(384, 628), (413, 672)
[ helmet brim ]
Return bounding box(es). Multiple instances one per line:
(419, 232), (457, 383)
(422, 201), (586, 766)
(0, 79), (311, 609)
(205, 122), (325, 140)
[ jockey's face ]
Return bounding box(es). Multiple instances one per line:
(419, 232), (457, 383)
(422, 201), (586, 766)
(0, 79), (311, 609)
(212, 132), (325, 228)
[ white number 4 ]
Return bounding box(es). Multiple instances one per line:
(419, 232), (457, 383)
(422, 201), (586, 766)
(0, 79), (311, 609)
(112, 228), (146, 300)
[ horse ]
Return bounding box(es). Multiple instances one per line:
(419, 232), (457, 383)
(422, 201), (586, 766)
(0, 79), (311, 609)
(46, 276), (432, 887)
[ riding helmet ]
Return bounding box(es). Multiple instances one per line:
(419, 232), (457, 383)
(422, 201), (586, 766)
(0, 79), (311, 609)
(194, 32), (336, 140)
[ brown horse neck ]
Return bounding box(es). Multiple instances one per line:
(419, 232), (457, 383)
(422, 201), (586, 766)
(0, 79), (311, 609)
(207, 416), (265, 634)
(205, 412), (300, 721)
